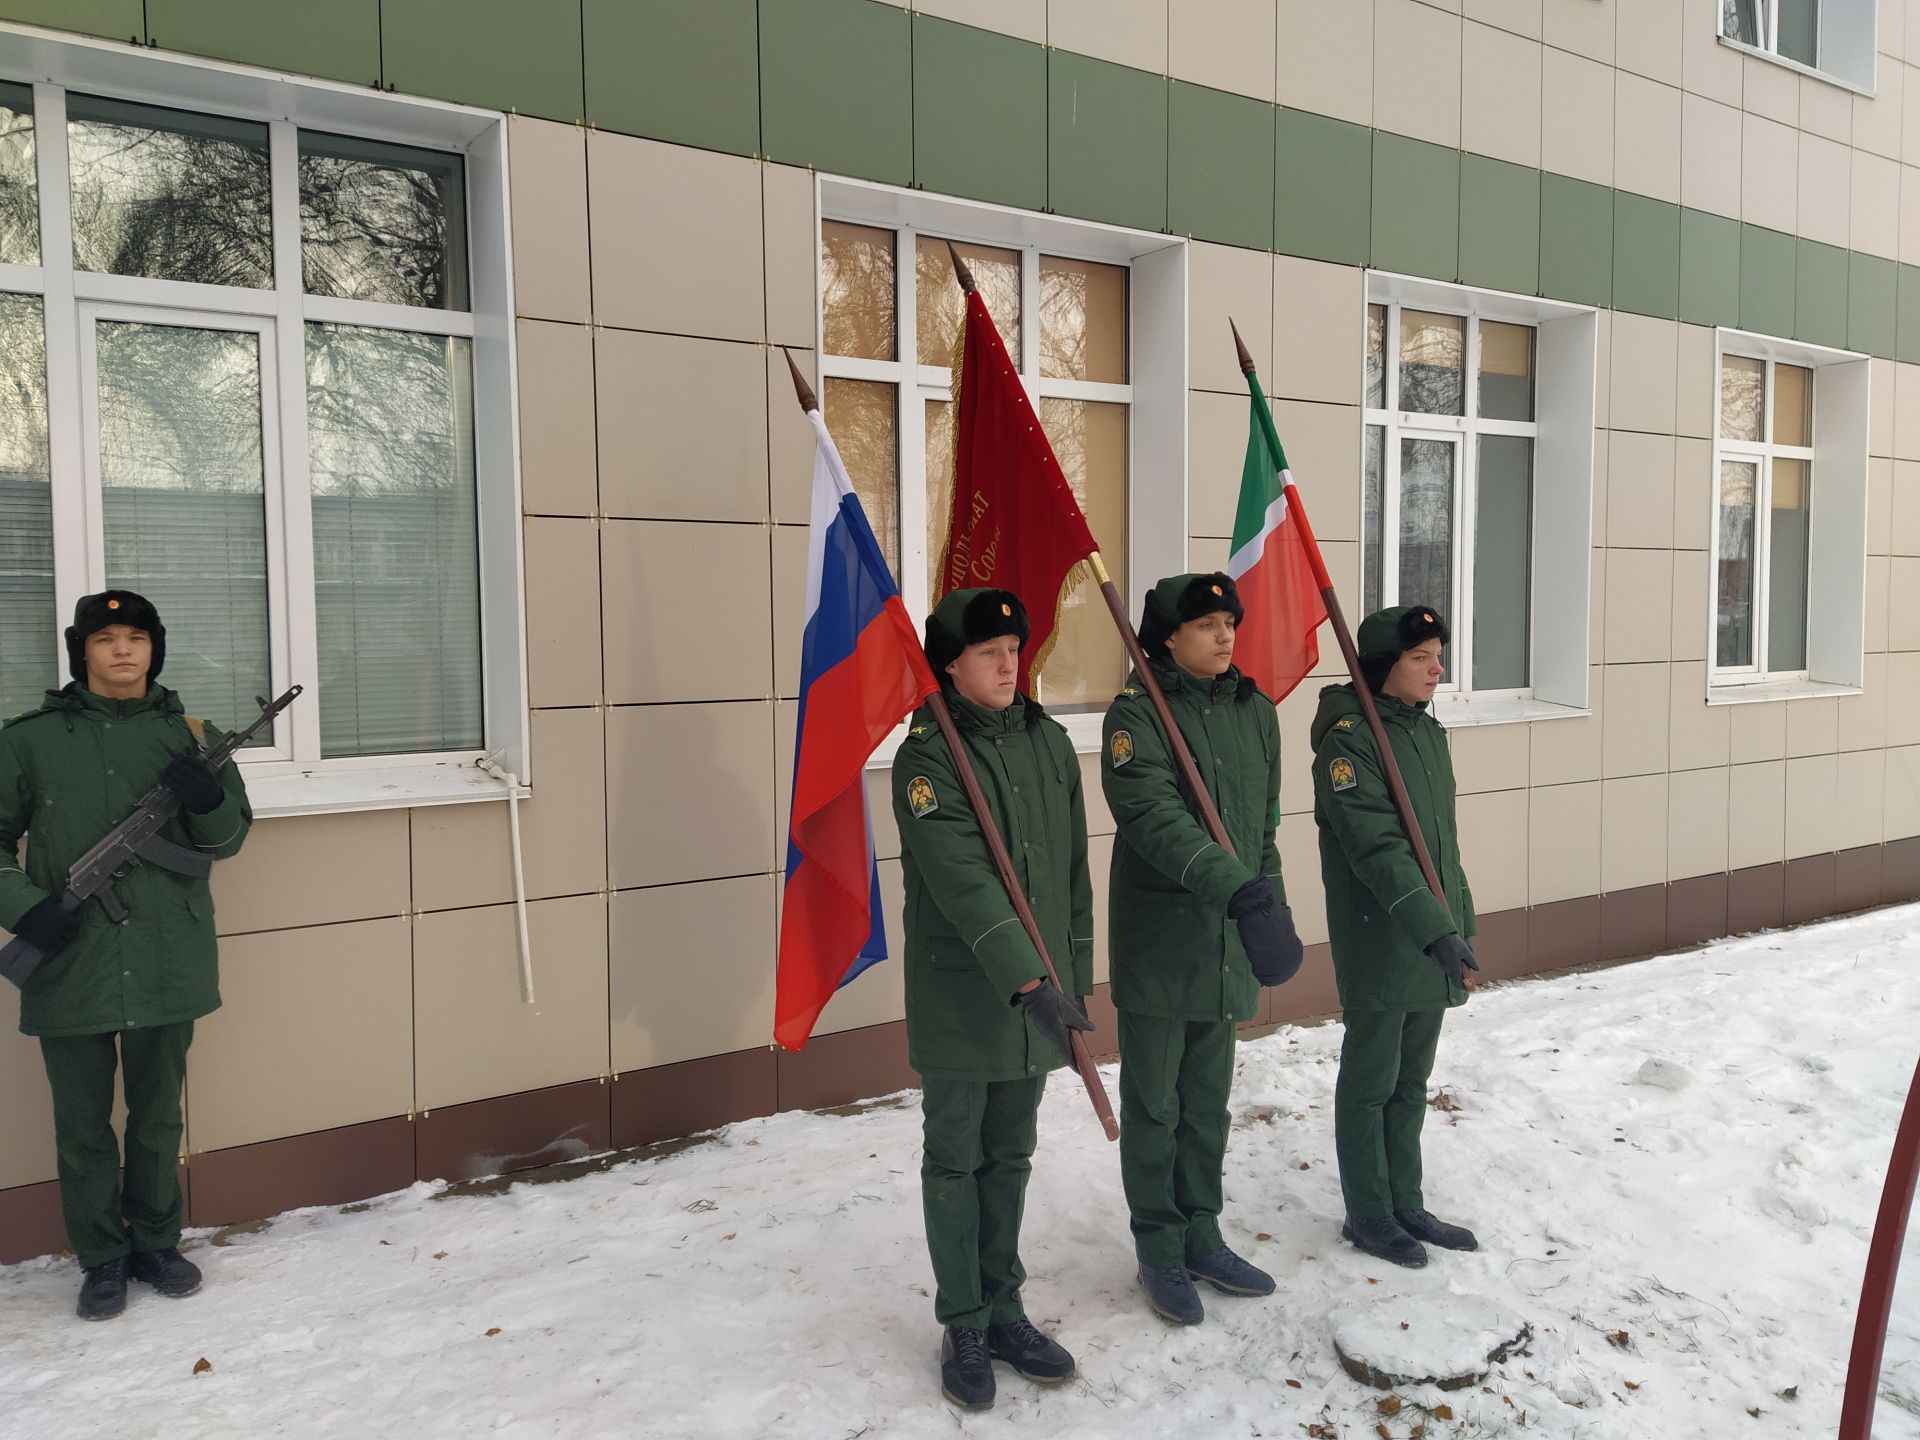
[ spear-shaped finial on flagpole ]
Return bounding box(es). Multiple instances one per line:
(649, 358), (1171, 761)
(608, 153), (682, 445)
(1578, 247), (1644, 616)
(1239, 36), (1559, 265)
(1230, 317), (1258, 376)
(945, 239), (976, 295)
(782, 347), (818, 413)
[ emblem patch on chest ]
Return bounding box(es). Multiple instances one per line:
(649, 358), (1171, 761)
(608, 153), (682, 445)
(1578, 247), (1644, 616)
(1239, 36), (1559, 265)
(1110, 729), (1134, 768)
(907, 775), (938, 818)
(1329, 756), (1357, 792)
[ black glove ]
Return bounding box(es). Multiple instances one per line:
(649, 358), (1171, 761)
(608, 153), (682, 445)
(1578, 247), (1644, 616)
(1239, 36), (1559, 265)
(1016, 982), (1095, 1063)
(161, 755), (225, 814)
(1227, 876), (1304, 987)
(14, 897), (83, 958)
(1425, 932), (1480, 989)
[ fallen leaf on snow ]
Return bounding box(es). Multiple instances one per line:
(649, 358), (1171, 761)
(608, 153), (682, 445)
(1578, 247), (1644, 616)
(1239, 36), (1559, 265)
(1378, 1395), (1402, 1415)
(1432, 1404), (1454, 1420)
(192, 1358), (212, 1375)
(1284, 1378), (1302, 1389)
(1254, 1233), (1273, 1242)
(485, 1328), (501, 1338)
(433, 1251), (448, 1261)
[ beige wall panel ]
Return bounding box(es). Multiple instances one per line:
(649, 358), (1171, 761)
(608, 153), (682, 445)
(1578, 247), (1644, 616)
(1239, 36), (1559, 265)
(1730, 699), (1788, 762)
(772, 523), (808, 701)
(1088, 831), (1115, 984)
(1890, 461), (1920, 553)
(917, 0), (1045, 44)
(1615, 73), (1682, 205)
(812, 859), (906, 1036)
(1542, 0), (1614, 62)
(1601, 661), (1670, 778)
(587, 132), (764, 341)
(517, 319), (598, 517)
(764, 162), (817, 350)
(607, 701), (776, 887)
(507, 118), (590, 324)
(187, 918), (412, 1153)
(1796, 134), (1852, 249)
(1528, 780), (1602, 905)
(1278, 812), (1328, 946)
(1531, 666), (1604, 785)
(601, 520), (772, 704)
(1278, 683), (1318, 815)
(1681, 0), (1744, 106)
(1680, 93), (1743, 220)
(1869, 457), (1894, 557)
(595, 330), (770, 523)
(1615, 0), (1681, 85)
(1893, 557), (1920, 652)
(1270, 400), (1361, 542)
(1049, 0), (1167, 72)
(1450, 718), (1530, 795)
(1675, 325), (1715, 441)
(1906, 61), (1920, 165)
(1271, 254), (1364, 407)
(1463, 0), (1541, 40)
(770, 349), (819, 526)
(1374, 0), (1461, 146)
(1799, 71), (1854, 144)
(1189, 535), (1231, 573)
(1728, 759), (1787, 868)
(1872, 360), (1896, 458)
(1741, 54), (1799, 126)
(1885, 745), (1920, 840)
(524, 516), (604, 709)
(1458, 785), (1528, 912)
(1541, 46), (1615, 185)
(1895, 365), (1920, 461)
(1783, 754), (1839, 859)
(1308, 541), (1361, 676)
(1171, 0), (1277, 100)
(1784, 697), (1839, 757)
(1889, 651), (1920, 745)
(1190, 243), (1273, 394)
(1278, 0), (1373, 126)
(1902, 169), (1920, 268)
(1593, 311), (1613, 429)
(1590, 546), (1607, 658)
(1188, 388), (1247, 538)
(414, 895), (610, 1111)
(1837, 652), (1888, 751)
(1078, 751), (1116, 836)
(1671, 548), (1709, 663)
(1461, 20), (1542, 168)
(1833, 748), (1886, 850)
(1852, 150), (1900, 260)
(0, 1002), (55, 1187)
(212, 810), (410, 935)
(1669, 660), (1732, 769)
(1856, 55), (1906, 162)
(1601, 772), (1669, 893)
(1867, 556), (1892, 652)
(1667, 763), (1730, 879)
(1604, 548), (1674, 664)
(1741, 114), (1798, 234)
(1590, 428), (1610, 546)
(1607, 430), (1675, 549)
(1610, 314), (1679, 435)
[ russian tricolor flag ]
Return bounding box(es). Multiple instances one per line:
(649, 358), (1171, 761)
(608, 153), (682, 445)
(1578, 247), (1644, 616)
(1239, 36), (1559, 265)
(774, 407), (939, 1051)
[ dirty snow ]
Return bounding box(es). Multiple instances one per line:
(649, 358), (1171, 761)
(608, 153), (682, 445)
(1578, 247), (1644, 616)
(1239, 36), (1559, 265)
(2, 906), (1918, 1440)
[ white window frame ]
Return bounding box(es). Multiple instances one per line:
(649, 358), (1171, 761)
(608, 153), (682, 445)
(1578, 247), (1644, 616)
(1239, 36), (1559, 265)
(1362, 273), (1597, 729)
(1706, 329), (1869, 705)
(815, 177), (1188, 761)
(0, 23), (528, 816)
(1719, 0), (1879, 95)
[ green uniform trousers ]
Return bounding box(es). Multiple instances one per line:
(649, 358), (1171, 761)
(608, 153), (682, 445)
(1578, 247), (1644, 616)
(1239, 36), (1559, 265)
(1334, 1007), (1445, 1221)
(920, 1073), (1046, 1330)
(39, 1021), (194, 1270)
(1117, 1012), (1235, 1268)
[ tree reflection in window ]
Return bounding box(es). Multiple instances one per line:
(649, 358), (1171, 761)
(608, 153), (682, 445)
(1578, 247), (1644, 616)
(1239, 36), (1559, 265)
(0, 293), (53, 714)
(67, 95), (272, 288)
(0, 82), (38, 267)
(299, 132), (468, 310)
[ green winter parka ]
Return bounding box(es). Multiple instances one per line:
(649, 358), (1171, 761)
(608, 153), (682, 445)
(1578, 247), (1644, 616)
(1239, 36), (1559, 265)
(1309, 683), (1474, 1013)
(1101, 659), (1283, 1023)
(0, 684), (252, 1038)
(893, 691), (1094, 1083)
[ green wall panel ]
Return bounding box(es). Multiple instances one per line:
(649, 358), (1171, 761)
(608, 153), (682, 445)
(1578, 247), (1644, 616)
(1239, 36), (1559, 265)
(585, 0), (758, 156)
(913, 16), (1045, 211)
(0, 0), (140, 41)
(1457, 154), (1538, 296)
(1612, 192), (1680, 319)
(1049, 50), (1168, 232)
(1537, 173), (1612, 308)
(147, 0), (378, 86)
(1848, 253), (1897, 360)
(762, 0), (911, 183)
(1794, 238), (1848, 349)
(1679, 208), (1741, 328)
(382, 0), (583, 121)
(1168, 80), (1275, 251)
(1739, 225), (1795, 338)
(1371, 133), (1458, 282)
(1899, 265), (1920, 365)
(1274, 109), (1370, 266)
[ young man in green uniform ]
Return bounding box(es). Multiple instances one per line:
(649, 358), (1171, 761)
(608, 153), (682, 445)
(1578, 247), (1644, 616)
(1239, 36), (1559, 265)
(1310, 604), (1479, 1270)
(892, 587), (1094, 1411)
(0, 592), (252, 1319)
(1102, 572), (1302, 1326)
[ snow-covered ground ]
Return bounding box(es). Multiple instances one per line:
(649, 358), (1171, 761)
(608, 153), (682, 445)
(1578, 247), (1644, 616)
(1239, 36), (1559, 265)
(4, 908), (1919, 1440)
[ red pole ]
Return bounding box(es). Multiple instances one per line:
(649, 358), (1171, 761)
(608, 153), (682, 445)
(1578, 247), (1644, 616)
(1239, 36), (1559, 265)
(1838, 1051), (1920, 1439)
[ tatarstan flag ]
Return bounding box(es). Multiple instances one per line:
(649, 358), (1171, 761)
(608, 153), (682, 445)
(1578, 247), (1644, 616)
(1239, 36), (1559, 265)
(1227, 369), (1330, 703)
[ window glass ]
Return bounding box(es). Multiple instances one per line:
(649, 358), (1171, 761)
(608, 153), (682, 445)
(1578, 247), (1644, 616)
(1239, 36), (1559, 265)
(916, 237), (1018, 367)
(1723, 0), (1765, 44)
(68, 95), (272, 288)
(1768, 457), (1811, 671)
(0, 293), (53, 716)
(1364, 304), (1386, 409)
(1473, 435), (1532, 689)
(1479, 321), (1535, 423)
(0, 82), (38, 267)
(1039, 255), (1127, 383)
(305, 324), (482, 757)
(823, 377), (899, 576)
(1720, 355), (1765, 441)
(1399, 310), (1464, 416)
(1398, 436), (1455, 621)
(820, 221), (895, 362)
(1716, 459), (1759, 667)
(1037, 398), (1126, 709)
(1362, 423), (1384, 617)
(1772, 363), (1812, 447)
(1777, 0), (1818, 65)
(299, 132), (468, 310)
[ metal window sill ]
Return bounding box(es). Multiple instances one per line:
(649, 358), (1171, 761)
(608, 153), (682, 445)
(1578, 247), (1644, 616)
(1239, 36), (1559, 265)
(1431, 694), (1591, 728)
(241, 761), (523, 818)
(1706, 678), (1863, 706)
(1715, 34), (1873, 96)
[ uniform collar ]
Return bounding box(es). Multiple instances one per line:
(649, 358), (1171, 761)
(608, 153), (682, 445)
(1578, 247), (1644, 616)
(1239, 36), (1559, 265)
(945, 689), (1028, 735)
(1144, 657), (1243, 703)
(71, 682), (175, 721)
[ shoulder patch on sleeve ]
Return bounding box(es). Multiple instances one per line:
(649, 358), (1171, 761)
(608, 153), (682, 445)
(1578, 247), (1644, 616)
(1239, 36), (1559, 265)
(1109, 729), (1134, 768)
(1334, 715), (1358, 731)
(908, 723), (932, 738)
(1119, 686), (1140, 698)
(906, 775), (939, 819)
(1329, 756), (1357, 792)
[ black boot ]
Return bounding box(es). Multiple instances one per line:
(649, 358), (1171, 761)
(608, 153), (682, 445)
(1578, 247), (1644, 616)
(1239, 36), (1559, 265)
(987, 1317), (1076, 1383)
(76, 1257), (129, 1321)
(939, 1327), (995, 1410)
(1341, 1215), (1428, 1269)
(1138, 1262), (1204, 1325)
(1395, 1208), (1479, 1252)
(1187, 1245), (1275, 1297)
(129, 1247), (202, 1298)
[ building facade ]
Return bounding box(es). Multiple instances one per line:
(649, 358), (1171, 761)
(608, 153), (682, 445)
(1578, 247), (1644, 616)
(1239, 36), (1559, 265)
(1, 0), (1917, 1262)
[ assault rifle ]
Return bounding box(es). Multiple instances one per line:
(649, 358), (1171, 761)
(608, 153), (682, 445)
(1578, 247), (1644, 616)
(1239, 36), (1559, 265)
(0, 685), (301, 990)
